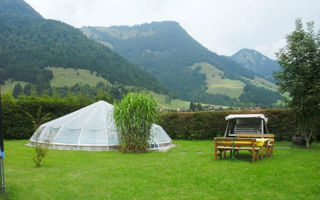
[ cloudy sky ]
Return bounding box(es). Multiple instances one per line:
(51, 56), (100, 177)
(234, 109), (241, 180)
(24, 0), (320, 59)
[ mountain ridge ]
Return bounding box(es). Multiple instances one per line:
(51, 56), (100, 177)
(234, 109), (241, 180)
(0, 0), (166, 93)
(81, 21), (281, 105)
(230, 48), (280, 82)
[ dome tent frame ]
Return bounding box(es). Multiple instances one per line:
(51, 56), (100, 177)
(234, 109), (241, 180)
(29, 101), (173, 151)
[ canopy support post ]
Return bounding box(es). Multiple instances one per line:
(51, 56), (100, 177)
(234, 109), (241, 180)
(261, 119), (264, 136)
(265, 122), (270, 134)
(224, 121), (230, 137)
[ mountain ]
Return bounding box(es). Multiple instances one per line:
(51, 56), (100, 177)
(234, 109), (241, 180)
(230, 49), (281, 82)
(81, 22), (280, 105)
(0, 0), (165, 93)
(0, 0), (42, 19)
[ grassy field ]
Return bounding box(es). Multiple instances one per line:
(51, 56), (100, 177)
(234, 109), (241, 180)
(1, 67), (111, 93)
(189, 62), (278, 99)
(1, 80), (28, 94)
(1, 140), (319, 200)
(190, 62), (245, 98)
(150, 92), (190, 110)
(241, 76), (277, 91)
(47, 67), (110, 87)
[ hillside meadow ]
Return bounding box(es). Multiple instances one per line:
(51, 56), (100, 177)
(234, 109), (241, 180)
(1, 67), (190, 110)
(47, 67), (110, 87)
(0, 140), (319, 200)
(190, 62), (245, 98)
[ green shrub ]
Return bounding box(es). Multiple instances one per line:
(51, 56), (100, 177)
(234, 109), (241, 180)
(158, 109), (300, 141)
(113, 93), (158, 153)
(26, 106), (52, 167)
(32, 135), (50, 167)
(2, 94), (92, 139)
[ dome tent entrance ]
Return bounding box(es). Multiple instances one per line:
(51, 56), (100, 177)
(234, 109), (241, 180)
(29, 101), (172, 151)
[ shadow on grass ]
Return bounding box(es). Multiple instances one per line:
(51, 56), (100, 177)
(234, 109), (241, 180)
(0, 190), (12, 200)
(215, 151), (271, 162)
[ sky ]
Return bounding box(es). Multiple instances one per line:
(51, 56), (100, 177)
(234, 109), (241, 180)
(24, 0), (320, 59)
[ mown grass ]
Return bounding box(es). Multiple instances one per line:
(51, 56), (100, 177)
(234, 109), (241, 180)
(189, 62), (279, 99)
(1, 140), (319, 200)
(47, 67), (110, 87)
(189, 62), (245, 98)
(1, 80), (27, 94)
(150, 92), (190, 110)
(241, 76), (277, 91)
(1, 68), (111, 94)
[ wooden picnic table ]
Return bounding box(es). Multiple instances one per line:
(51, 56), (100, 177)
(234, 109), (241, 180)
(214, 137), (269, 162)
(235, 134), (275, 156)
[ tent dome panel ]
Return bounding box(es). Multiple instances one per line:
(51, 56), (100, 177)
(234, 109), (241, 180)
(29, 101), (173, 151)
(150, 124), (172, 144)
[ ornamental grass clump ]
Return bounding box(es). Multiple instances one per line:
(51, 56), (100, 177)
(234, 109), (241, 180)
(113, 92), (158, 153)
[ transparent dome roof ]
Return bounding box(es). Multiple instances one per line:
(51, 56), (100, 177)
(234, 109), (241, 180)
(30, 101), (172, 150)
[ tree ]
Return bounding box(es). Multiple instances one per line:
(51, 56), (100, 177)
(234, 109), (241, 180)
(274, 19), (320, 148)
(189, 102), (195, 112)
(196, 103), (202, 111)
(23, 83), (32, 96)
(239, 84), (281, 105)
(13, 83), (23, 98)
(165, 96), (171, 104)
(95, 89), (114, 104)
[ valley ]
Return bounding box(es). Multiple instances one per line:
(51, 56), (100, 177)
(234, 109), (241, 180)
(81, 22), (281, 106)
(0, 0), (283, 108)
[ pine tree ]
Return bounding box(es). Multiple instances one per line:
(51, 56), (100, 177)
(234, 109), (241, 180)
(189, 102), (195, 112)
(13, 83), (23, 98)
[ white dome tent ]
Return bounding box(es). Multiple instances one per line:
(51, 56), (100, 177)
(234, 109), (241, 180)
(29, 101), (173, 151)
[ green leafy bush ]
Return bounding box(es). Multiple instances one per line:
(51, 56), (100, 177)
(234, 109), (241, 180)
(26, 106), (52, 167)
(2, 94), (92, 139)
(113, 93), (158, 153)
(32, 134), (50, 167)
(158, 109), (300, 140)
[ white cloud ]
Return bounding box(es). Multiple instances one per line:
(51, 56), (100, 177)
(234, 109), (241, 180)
(254, 38), (287, 59)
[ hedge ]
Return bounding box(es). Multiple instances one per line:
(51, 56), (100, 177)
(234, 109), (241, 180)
(1, 95), (92, 139)
(158, 110), (319, 141)
(1, 96), (319, 141)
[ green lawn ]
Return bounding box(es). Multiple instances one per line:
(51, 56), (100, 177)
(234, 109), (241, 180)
(1, 140), (319, 200)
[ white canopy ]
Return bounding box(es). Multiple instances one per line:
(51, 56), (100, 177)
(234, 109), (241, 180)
(30, 101), (172, 151)
(225, 114), (268, 123)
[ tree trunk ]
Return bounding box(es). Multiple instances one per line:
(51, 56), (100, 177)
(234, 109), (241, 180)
(305, 123), (314, 148)
(306, 136), (311, 148)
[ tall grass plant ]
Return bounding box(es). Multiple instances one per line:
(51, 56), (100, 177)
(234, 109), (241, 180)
(113, 92), (158, 153)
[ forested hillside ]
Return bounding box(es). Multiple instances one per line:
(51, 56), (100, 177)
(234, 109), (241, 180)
(81, 22), (281, 105)
(231, 49), (280, 82)
(0, 0), (166, 93)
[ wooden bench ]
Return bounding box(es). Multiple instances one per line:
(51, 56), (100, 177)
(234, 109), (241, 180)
(214, 137), (260, 162)
(235, 134), (275, 157)
(234, 125), (261, 134)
